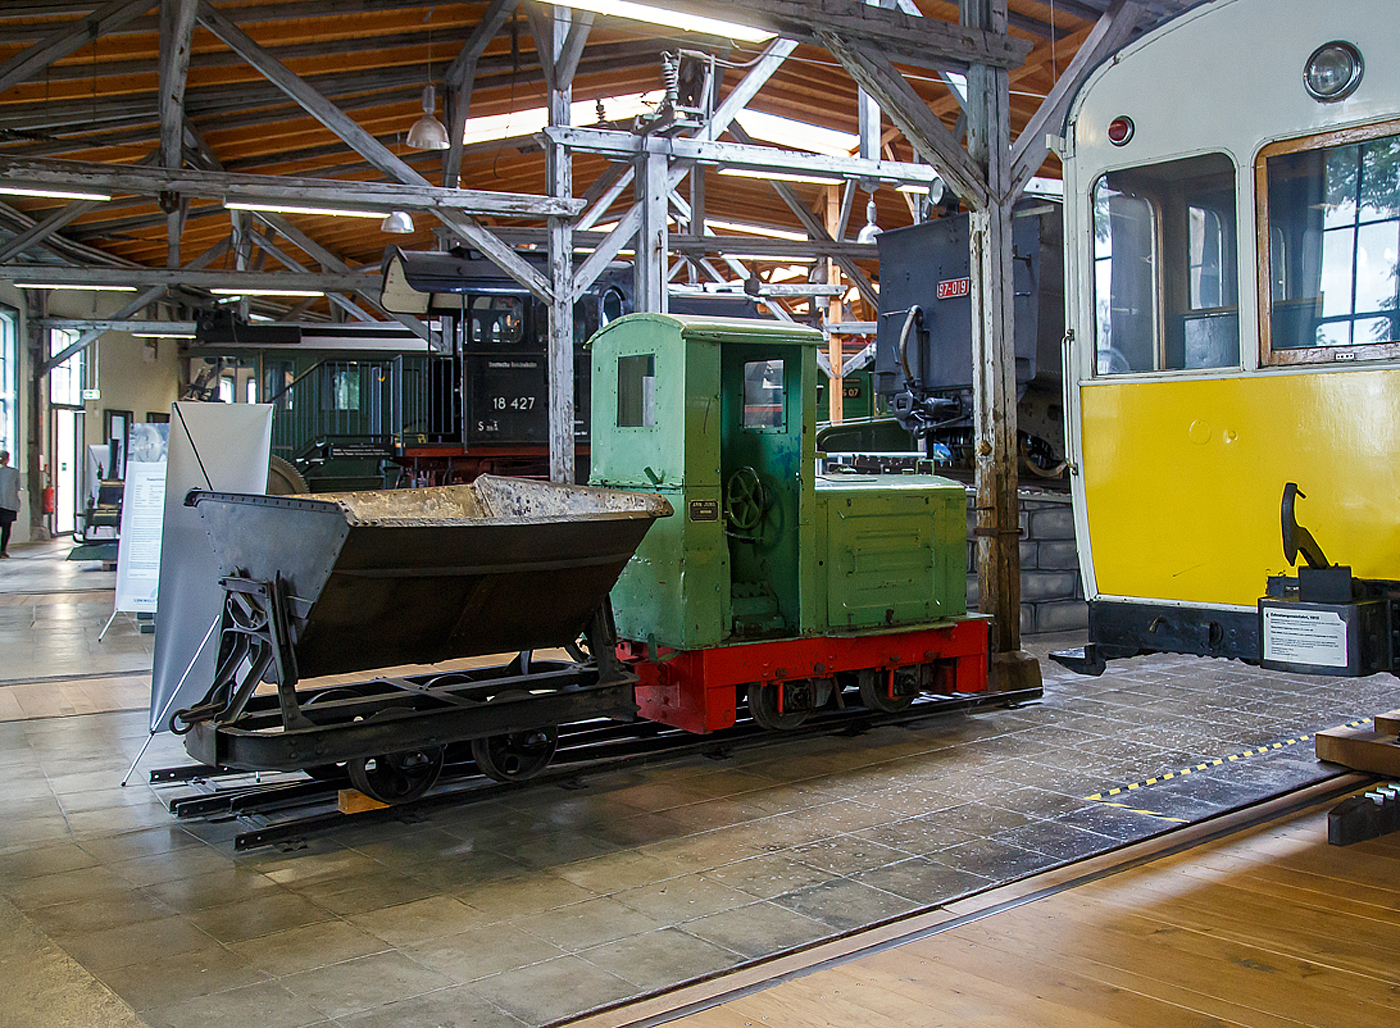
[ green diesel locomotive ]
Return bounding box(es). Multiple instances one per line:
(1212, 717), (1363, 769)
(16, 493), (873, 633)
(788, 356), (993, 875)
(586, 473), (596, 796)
(590, 314), (992, 734)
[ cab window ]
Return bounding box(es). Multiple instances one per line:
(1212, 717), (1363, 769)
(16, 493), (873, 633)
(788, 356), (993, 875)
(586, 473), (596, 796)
(742, 359), (785, 429)
(617, 354), (655, 427)
(469, 295), (524, 346)
(1262, 127), (1400, 362)
(1092, 153), (1239, 375)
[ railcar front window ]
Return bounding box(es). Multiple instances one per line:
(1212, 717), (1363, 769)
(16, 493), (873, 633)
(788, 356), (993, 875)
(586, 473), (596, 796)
(1092, 153), (1239, 375)
(1264, 132), (1400, 357)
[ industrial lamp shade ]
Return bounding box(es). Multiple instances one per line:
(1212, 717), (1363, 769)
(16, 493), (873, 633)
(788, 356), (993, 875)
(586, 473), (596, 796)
(380, 210), (415, 234)
(855, 195), (882, 244)
(407, 85), (450, 150)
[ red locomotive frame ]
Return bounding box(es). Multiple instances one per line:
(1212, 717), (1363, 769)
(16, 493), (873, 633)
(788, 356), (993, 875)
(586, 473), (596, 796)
(619, 619), (989, 734)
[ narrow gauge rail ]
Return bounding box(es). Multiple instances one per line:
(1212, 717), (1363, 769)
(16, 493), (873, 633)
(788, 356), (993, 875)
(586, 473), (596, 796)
(154, 687), (1039, 853)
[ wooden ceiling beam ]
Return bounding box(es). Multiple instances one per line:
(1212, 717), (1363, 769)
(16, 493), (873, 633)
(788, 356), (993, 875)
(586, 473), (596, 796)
(195, 0), (553, 301)
(0, 0), (155, 96)
(0, 154), (584, 215)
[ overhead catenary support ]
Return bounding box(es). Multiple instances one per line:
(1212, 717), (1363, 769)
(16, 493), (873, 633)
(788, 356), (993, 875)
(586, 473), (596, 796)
(635, 148), (669, 314)
(194, 0), (554, 303)
(700, 37), (800, 142)
(544, 126), (941, 191)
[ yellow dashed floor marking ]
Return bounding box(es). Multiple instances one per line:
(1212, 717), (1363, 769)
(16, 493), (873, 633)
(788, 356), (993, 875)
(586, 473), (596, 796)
(1083, 719), (1370, 803)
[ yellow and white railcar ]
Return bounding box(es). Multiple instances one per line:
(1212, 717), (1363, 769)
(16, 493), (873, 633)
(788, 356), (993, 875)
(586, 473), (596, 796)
(1056, 0), (1400, 676)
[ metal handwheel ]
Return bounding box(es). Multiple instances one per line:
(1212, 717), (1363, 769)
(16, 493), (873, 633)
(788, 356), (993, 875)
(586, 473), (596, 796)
(725, 466), (767, 532)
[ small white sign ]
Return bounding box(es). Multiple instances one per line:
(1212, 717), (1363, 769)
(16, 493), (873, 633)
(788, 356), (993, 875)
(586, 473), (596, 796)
(1263, 607), (1348, 668)
(82, 387), (101, 400)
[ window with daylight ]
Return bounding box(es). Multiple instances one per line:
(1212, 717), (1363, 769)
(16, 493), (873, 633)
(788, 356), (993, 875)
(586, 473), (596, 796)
(0, 306), (16, 457)
(1092, 152), (1239, 375)
(48, 327), (86, 407)
(1263, 125), (1400, 363)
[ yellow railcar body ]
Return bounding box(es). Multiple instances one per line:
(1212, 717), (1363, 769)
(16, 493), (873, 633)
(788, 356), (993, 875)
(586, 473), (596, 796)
(1080, 369), (1400, 607)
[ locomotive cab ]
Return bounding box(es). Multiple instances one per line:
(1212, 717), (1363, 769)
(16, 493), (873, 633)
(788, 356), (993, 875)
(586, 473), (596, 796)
(589, 315), (819, 650)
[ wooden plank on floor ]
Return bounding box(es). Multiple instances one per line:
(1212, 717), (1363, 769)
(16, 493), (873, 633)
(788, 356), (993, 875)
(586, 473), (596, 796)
(883, 934), (1303, 1028)
(666, 795), (1400, 1028)
(951, 887), (1399, 1025)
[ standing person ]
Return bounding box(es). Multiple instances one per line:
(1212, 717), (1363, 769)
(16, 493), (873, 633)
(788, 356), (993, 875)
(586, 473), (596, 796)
(0, 450), (19, 558)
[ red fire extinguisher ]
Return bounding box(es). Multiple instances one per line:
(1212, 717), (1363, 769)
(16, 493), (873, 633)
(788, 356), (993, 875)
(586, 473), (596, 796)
(41, 485), (55, 515)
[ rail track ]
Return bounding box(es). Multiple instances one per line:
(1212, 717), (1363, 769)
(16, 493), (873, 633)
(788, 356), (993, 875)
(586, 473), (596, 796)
(151, 687), (1040, 852)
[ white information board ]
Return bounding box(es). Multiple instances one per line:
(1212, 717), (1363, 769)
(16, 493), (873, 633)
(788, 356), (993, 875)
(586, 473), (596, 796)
(1262, 607), (1348, 668)
(112, 423), (169, 614)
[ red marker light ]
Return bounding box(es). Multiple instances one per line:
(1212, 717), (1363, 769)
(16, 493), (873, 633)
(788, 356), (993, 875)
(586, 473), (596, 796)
(1107, 116), (1134, 146)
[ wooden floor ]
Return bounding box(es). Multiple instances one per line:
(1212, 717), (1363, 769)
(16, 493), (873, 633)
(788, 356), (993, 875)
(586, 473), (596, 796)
(585, 784), (1400, 1028)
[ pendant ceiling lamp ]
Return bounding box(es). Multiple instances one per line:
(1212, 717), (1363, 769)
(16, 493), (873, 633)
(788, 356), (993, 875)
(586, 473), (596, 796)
(380, 211), (415, 234)
(407, 85), (450, 150)
(855, 193), (882, 244)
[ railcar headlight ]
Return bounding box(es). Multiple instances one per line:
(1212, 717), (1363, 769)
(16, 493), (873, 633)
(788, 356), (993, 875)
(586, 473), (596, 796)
(1304, 41), (1363, 102)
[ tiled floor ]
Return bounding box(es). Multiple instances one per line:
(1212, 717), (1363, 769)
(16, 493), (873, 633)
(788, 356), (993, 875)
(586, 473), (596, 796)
(2, 633), (1398, 1028)
(1, 540), (151, 684)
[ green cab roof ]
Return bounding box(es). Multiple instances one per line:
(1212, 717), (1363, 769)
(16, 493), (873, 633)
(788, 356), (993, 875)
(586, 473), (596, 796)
(589, 312), (824, 348)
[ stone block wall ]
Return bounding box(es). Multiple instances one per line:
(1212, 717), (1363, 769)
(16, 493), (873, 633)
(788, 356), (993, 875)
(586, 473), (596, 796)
(966, 488), (1087, 636)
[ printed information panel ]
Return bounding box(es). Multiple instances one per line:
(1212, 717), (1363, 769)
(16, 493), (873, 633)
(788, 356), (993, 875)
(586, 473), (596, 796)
(112, 423), (170, 614)
(1263, 606), (1348, 668)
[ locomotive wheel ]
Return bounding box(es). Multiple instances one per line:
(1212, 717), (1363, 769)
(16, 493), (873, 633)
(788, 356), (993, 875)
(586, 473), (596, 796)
(471, 728), (558, 782)
(857, 669), (916, 714)
(747, 682), (810, 731)
(346, 746), (445, 804)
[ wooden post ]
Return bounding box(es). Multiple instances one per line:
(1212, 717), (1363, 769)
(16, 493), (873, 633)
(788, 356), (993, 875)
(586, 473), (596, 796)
(544, 8), (576, 484)
(964, 0), (1040, 693)
(824, 183), (844, 424)
(635, 147), (669, 314)
(25, 292), (49, 541)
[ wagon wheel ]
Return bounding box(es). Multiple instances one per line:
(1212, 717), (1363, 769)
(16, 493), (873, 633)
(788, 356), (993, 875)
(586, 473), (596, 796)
(471, 728), (559, 783)
(346, 746), (445, 804)
(746, 682), (809, 731)
(857, 668), (915, 714)
(300, 687), (363, 782)
(725, 466), (767, 533)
